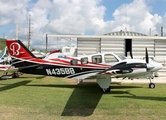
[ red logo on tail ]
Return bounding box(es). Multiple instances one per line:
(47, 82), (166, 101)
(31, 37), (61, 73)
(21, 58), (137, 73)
(10, 42), (21, 56)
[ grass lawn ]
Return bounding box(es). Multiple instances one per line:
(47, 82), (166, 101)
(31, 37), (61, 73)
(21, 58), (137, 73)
(0, 74), (166, 120)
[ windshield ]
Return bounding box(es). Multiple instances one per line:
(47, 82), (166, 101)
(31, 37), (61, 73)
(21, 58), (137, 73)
(118, 55), (126, 60)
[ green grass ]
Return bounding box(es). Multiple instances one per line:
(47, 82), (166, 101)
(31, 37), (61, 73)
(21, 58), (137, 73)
(0, 74), (166, 120)
(0, 38), (6, 50)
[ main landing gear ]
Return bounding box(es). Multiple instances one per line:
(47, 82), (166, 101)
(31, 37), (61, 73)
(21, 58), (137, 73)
(97, 75), (111, 93)
(100, 86), (111, 92)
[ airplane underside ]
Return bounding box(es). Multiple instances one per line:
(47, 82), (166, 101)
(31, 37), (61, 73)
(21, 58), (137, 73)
(18, 65), (156, 93)
(12, 60), (156, 92)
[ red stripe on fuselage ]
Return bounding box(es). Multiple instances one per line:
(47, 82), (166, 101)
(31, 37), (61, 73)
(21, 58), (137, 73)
(13, 56), (111, 69)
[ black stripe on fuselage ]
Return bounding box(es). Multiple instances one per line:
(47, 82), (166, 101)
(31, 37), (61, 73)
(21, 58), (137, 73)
(127, 63), (147, 68)
(17, 40), (36, 58)
(11, 58), (105, 78)
(11, 58), (38, 68)
(109, 62), (147, 70)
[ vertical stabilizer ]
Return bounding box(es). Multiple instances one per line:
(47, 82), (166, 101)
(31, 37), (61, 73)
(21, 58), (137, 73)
(6, 40), (36, 59)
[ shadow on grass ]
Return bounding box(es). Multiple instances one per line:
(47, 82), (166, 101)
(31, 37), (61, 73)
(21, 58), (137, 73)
(113, 96), (166, 102)
(27, 83), (141, 116)
(27, 83), (103, 116)
(0, 80), (31, 92)
(111, 85), (143, 89)
(61, 83), (103, 116)
(18, 75), (46, 79)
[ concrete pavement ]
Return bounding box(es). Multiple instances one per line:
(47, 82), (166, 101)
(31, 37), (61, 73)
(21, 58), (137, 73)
(112, 77), (166, 84)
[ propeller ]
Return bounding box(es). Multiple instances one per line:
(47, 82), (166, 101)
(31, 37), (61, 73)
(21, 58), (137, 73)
(145, 48), (154, 70)
(145, 48), (149, 63)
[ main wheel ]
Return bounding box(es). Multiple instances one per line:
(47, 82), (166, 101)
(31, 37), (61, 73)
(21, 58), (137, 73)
(12, 72), (20, 78)
(149, 83), (155, 89)
(100, 86), (111, 93)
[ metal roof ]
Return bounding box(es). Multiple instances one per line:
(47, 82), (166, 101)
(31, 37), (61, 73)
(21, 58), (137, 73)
(47, 31), (166, 39)
(47, 34), (166, 40)
(104, 30), (147, 36)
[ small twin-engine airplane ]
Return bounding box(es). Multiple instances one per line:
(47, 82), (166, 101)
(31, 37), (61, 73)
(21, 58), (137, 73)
(5, 40), (162, 92)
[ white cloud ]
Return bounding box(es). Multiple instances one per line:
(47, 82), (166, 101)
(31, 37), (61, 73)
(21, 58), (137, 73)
(0, 18), (11, 25)
(45, 0), (106, 34)
(0, 0), (28, 23)
(95, 0), (164, 36)
(0, 0), (166, 49)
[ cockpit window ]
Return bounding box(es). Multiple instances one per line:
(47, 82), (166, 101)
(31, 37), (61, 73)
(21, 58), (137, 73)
(118, 55), (126, 60)
(104, 54), (118, 63)
(92, 55), (102, 63)
(143, 57), (155, 61)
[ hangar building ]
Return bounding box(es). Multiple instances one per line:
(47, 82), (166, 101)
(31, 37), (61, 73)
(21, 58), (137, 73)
(47, 31), (166, 63)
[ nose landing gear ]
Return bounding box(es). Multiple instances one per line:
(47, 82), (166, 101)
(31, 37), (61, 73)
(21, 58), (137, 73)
(149, 83), (155, 88)
(148, 77), (155, 89)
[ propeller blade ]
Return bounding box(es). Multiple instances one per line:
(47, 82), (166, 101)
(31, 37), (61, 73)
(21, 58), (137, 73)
(145, 48), (149, 63)
(130, 52), (133, 59)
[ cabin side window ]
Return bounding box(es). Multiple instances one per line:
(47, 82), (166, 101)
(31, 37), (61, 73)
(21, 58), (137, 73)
(70, 59), (78, 65)
(92, 55), (102, 63)
(104, 54), (118, 63)
(81, 57), (88, 64)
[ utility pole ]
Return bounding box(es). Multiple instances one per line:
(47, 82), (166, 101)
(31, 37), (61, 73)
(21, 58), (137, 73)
(46, 34), (48, 53)
(28, 14), (31, 49)
(161, 26), (163, 36)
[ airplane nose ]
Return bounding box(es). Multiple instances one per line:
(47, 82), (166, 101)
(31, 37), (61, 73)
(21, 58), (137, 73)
(147, 63), (154, 70)
(152, 62), (163, 72)
(157, 63), (163, 70)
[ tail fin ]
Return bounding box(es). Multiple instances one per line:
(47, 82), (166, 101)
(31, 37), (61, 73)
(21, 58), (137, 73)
(6, 40), (36, 59)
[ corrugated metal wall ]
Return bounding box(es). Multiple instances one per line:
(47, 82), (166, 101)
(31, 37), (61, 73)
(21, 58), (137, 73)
(154, 39), (166, 57)
(132, 39), (155, 58)
(77, 38), (125, 56)
(77, 37), (166, 60)
(101, 38), (124, 55)
(77, 38), (101, 56)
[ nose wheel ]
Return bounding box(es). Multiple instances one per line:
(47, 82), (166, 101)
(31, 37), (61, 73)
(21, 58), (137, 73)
(148, 76), (155, 89)
(149, 83), (155, 88)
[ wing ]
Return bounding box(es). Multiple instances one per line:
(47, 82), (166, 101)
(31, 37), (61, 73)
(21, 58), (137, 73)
(84, 62), (133, 79)
(99, 62), (133, 75)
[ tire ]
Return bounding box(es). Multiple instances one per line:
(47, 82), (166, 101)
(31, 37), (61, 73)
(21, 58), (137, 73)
(100, 86), (111, 93)
(149, 83), (155, 89)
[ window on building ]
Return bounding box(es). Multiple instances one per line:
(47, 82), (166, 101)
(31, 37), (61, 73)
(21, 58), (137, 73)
(65, 48), (70, 53)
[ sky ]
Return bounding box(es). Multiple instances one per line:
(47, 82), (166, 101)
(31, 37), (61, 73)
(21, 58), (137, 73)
(0, 0), (166, 50)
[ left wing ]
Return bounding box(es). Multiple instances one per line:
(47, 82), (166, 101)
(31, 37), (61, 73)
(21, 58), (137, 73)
(84, 62), (133, 79)
(99, 62), (133, 75)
